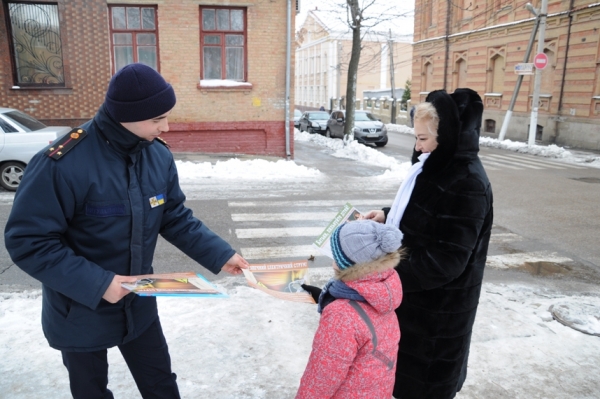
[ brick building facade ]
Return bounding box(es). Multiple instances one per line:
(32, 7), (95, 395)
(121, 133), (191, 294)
(0, 0), (296, 157)
(412, 0), (600, 150)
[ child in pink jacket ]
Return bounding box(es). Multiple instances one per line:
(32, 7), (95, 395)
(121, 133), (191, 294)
(297, 220), (403, 399)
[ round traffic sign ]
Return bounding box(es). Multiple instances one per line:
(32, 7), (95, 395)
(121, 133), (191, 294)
(533, 53), (549, 69)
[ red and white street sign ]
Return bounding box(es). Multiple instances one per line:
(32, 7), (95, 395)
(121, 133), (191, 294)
(533, 53), (549, 69)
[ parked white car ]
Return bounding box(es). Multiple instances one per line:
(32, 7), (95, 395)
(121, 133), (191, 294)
(0, 108), (71, 191)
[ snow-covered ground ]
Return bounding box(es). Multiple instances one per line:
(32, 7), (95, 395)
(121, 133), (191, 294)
(2, 275), (600, 398)
(1, 127), (600, 398)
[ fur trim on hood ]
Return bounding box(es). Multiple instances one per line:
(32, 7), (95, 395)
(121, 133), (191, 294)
(336, 251), (402, 282)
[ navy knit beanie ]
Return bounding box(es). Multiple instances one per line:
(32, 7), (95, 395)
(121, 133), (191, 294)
(105, 63), (176, 122)
(330, 220), (403, 270)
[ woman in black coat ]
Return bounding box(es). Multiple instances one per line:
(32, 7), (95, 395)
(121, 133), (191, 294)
(362, 88), (494, 398)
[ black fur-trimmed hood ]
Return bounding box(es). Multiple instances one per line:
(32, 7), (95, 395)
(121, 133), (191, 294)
(411, 88), (484, 175)
(451, 88), (484, 154)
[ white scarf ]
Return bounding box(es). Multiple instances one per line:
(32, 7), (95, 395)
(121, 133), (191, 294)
(385, 152), (430, 231)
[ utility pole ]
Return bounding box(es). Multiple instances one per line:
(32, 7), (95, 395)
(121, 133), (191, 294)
(336, 41), (342, 110)
(498, 6), (541, 141)
(389, 30), (397, 124)
(528, 0), (548, 146)
(443, 0), (452, 90)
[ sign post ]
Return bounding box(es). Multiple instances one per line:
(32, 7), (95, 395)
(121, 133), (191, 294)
(498, 14), (542, 141)
(528, 0), (549, 146)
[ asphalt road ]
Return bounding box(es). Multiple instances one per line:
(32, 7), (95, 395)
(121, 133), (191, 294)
(384, 131), (600, 271)
(1, 131), (599, 296)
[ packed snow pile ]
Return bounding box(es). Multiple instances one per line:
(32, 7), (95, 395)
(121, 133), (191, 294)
(294, 130), (411, 179)
(175, 158), (322, 180)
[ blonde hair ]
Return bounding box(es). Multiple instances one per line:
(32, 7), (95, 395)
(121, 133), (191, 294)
(414, 102), (439, 138)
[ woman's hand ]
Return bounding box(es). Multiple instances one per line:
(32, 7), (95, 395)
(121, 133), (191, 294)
(360, 210), (385, 223)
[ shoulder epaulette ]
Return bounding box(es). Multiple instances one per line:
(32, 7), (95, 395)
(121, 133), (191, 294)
(155, 136), (171, 150)
(46, 128), (88, 160)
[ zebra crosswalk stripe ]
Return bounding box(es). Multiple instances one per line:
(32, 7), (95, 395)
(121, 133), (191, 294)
(498, 153), (588, 168)
(486, 154), (568, 169)
(229, 199), (394, 208)
(481, 163), (501, 171)
(240, 245), (317, 260)
(481, 157), (525, 170)
(481, 155), (543, 169)
(480, 153), (588, 170)
(236, 227), (324, 239)
(231, 212), (337, 222)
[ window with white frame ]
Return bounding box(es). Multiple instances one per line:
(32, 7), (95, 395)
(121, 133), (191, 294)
(109, 6), (158, 73)
(200, 6), (247, 81)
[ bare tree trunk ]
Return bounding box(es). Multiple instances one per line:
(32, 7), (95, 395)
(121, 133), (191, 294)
(343, 0), (362, 142)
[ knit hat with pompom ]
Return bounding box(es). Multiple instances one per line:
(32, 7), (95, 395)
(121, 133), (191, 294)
(330, 220), (403, 270)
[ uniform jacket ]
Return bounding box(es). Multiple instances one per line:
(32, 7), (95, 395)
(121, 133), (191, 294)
(4, 105), (235, 352)
(389, 89), (493, 399)
(296, 252), (402, 399)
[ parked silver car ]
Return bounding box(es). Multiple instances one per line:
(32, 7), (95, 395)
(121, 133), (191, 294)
(298, 111), (330, 134)
(293, 109), (302, 129)
(325, 110), (388, 147)
(0, 108), (71, 191)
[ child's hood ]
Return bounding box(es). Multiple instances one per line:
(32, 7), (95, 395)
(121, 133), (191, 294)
(345, 267), (402, 314)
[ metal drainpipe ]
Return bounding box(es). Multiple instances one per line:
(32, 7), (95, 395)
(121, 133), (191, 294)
(443, 0), (452, 90)
(557, 0), (575, 113)
(284, 0), (292, 159)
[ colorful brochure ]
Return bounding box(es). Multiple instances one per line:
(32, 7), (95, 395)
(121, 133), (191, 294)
(313, 202), (362, 258)
(242, 260), (315, 303)
(121, 272), (227, 298)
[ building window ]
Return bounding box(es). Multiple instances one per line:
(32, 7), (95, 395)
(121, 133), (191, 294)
(491, 55), (505, 93)
(484, 119), (496, 133)
(5, 2), (64, 87)
(423, 61), (434, 92)
(454, 56), (467, 90)
(109, 6), (158, 73)
(424, 0), (433, 28)
(200, 7), (247, 81)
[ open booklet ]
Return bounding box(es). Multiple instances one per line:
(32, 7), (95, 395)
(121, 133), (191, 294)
(121, 272), (227, 298)
(242, 260), (316, 304)
(312, 202), (362, 259)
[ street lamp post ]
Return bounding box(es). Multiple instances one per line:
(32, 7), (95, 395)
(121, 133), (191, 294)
(527, 0), (548, 146)
(497, 5), (541, 141)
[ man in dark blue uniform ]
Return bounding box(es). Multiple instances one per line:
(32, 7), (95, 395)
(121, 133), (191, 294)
(4, 63), (249, 399)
